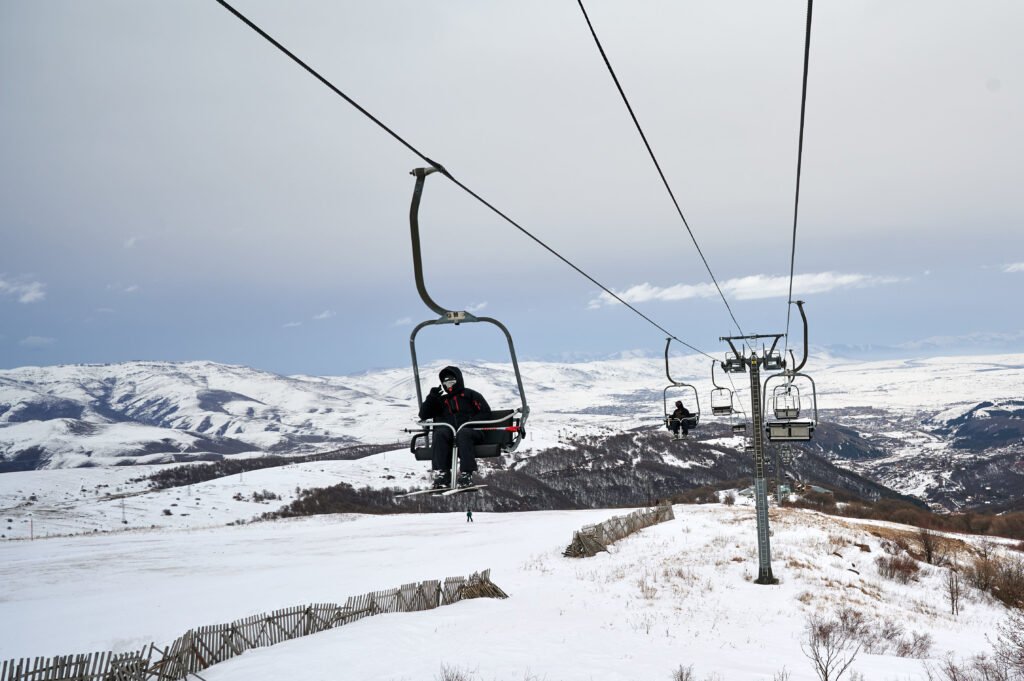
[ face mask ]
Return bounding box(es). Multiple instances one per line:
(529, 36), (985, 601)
(443, 378), (457, 391)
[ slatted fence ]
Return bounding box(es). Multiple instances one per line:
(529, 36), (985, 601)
(563, 503), (675, 558)
(1, 569), (504, 681)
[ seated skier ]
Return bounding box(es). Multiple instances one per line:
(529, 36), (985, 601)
(668, 400), (693, 439)
(418, 366), (491, 489)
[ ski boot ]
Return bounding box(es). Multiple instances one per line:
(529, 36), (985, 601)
(456, 471), (474, 488)
(431, 471), (451, 490)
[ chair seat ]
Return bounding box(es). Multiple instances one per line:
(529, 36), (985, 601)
(766, 421), (814, 442)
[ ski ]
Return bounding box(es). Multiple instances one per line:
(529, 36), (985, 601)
(440, 484), (487, 496)
(395, 488), (448, 499)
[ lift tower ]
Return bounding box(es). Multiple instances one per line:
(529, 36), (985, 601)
(720, 333), (785, 585)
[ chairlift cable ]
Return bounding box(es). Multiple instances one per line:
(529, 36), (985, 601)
(576, 0), (751, 349)
(783, 0), (814, 361)
(212, 0), (716, 361)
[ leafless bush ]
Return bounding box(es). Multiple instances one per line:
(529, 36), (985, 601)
(895, 631), (934, 659)
(924, 652), (1011, 681)
(802, 612), (862, 681)
(876, 554), (920, 583)
(436, 664), (476, 681)
(994, 608), (1024, 677)
(637, 574), (658, 599)
(830, 606), (931, 658)
(925, 609), (1024, 680)
(671, 664), (696, 681)
(722, 491), (736, 506)
(917, 527), (948, 565)
(965, 541), (1000, 591)
(993, 555), (1024, 608)
(774, 667), (791, 681)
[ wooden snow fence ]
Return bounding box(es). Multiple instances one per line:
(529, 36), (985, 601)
(1, 570), (505, 681)
(563, 503), (675, 558)
(0, 649), (150, 681)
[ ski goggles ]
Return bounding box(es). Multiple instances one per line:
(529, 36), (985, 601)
(442, 378), (457, 388)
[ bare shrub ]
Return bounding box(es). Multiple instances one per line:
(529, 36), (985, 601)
(895, 631), (933, 659)
(876, 554), (920, 583)
(722, 491), (736, 506)
(802, 612), (862, 681)
(637, 574), (658, 599)
(773, 668), (791, 681)
(992, 554), (1024, 608)
(917, 527), (943, 565)
(994, 608), (1024, 676)
(965, 541), (1000, 591)
(436, 664), (476, 681)
(671, 664), (696, 681)
(924, 652), (1010, 681)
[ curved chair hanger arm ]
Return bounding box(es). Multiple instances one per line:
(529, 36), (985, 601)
(665, 337), (685, 385)
(790, 300), (809, 373)
(410, 167), (457, 318)
(711, 358), (725, 390)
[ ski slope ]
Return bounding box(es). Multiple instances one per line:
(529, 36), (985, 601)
(0, 503), (1011, 680)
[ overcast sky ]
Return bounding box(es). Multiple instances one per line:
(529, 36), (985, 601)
(1, 0), (1022, 376)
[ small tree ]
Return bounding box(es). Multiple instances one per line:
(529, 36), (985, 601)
(802, 613), (862, 681)
(946, 567), (962, 617)
(917, 527), (942, 565)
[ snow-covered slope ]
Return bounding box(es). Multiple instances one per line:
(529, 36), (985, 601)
(0, 502), (1015, 680)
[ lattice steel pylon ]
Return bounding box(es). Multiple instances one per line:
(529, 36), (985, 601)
(720, 335), (782, 585)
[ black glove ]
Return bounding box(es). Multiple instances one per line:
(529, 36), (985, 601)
(429, 386), (444, 399)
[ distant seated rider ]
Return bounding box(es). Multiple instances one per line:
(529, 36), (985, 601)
(668, 400), (692, 437)
(419, 366), (491, 489)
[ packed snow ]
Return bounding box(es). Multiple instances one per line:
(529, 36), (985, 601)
(0, 502), (1012, 680)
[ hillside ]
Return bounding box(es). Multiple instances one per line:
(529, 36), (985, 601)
(0, 501), (1019, 680)
(1, 354), (1022, 510)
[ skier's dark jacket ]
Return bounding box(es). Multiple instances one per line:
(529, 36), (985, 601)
(419, 366), (491, 428)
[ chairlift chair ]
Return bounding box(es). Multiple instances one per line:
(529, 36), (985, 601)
(709, 360), (734, 416)
(772, 384), (801, 420)
(763, 350), (785, 371)
(722, 351), (747, 374)
(663, 338), (700, 437)
(405, 167), (530, 480)
(762, 371), (817, 443)
(663, 384), (700, 436)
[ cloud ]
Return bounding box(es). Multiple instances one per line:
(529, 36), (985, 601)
(467, 302), (488, 313)
(19, 336), (55, 348)
(123, 236), (140, 249)
(1003, 263), (1024, 273)
(312, 310), (335, 321)
(588, 271), (903, 308)
(393, 317), (413, 327)
(0, 276), (46, 304)
(107, 283), (140, 294)
(283, 321), (302, 328)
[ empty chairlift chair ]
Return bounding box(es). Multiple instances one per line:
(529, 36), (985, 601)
(709, 359), (734, 416)
(763, 375), (817, 442)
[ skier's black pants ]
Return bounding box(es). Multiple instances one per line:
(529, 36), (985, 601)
(431, 427), (484, 473)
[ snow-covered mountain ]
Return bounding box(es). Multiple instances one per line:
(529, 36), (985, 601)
(1, 354), (1022, 509)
